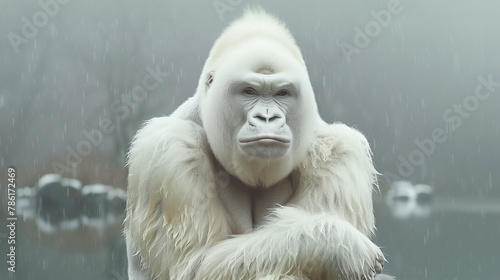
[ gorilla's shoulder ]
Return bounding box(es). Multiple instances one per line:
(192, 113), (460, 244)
(135, 117), (205, 141)
(129, 117), (208, 161)
(307, 123), (373, 166)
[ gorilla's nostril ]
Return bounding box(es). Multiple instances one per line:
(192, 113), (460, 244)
(269, 115), (280, 122)
(255, 115), (267, 122)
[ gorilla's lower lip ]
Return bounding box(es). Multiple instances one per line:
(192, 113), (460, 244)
(239, 136), (291, 144)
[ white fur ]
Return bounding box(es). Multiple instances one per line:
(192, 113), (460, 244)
(125, 8), (384, 280)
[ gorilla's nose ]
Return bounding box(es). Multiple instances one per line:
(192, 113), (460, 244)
(253, 113), (280, 123)
(250, 109), (284, 128)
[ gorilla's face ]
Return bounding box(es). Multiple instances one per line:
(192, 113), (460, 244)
(232, 72), (296, 159)
(200, 39), (319, 187)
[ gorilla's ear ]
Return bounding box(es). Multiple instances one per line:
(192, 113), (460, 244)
(205, 72), (214, 90)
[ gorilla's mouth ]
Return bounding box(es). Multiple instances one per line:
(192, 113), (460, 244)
(238, 135), (291, 159)
(239, 136), (291, 144)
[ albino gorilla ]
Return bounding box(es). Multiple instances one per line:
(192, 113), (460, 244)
(125, 9), (385, 280)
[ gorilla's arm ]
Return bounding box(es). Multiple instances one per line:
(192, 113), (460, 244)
(125, 117), (231, 279)
(191, 123), (384, 279)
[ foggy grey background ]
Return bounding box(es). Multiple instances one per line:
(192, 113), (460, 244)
(0, 0), (499, 279)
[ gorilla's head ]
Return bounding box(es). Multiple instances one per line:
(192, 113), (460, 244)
(198, 9), (321, 187)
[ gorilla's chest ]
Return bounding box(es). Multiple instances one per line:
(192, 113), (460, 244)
(216, 176), (295, 235)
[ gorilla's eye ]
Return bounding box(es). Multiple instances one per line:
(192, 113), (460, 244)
(275, 90), (289, 96)
(243, 88), (257, 95)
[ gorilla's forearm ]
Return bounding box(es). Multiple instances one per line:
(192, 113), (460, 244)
(191, 123), (385, 279)
(194, 207), (383, 280)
